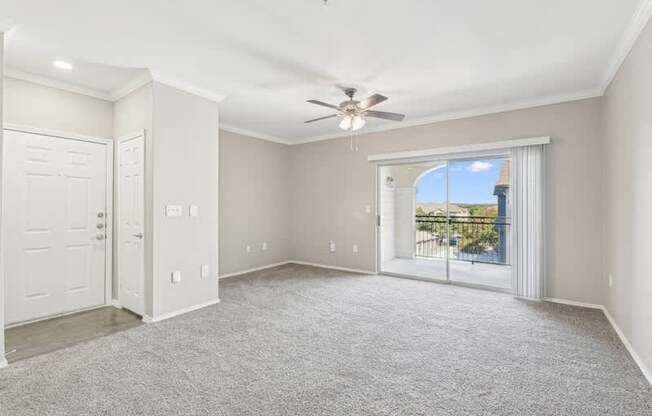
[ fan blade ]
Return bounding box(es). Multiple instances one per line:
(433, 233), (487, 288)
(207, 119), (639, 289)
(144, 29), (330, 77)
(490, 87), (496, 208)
(358, 94), (388, 110)
(364, 110), (406, 122)
(305, 114), (338, 123)
(307, 100), (341, 110)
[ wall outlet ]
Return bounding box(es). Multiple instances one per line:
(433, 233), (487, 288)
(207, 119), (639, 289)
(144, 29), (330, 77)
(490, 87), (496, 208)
(608, 273), (614, 288)
(171, 271), (181, 283)
(201, 264), (210, 279)
(246, 245), (252, 253)
(262, 242), (268, 251)
(329, 240), (336, 253)
(352, 244), (359, 253)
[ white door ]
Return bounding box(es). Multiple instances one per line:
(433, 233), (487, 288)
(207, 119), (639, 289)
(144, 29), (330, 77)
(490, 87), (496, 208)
(118, 135), (145, 316)
(3, 130), (109, 325)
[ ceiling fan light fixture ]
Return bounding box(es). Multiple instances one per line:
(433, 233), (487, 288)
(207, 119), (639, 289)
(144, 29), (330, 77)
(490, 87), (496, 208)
(339, 115), (366, 131)
(307, 88), (404, 132)
(339, 116), (353, 131)
(351, 115), (366, 131)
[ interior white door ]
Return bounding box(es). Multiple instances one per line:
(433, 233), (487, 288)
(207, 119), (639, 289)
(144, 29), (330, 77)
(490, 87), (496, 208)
(118, 135), (145, 316)
(3, 130), (108, 325)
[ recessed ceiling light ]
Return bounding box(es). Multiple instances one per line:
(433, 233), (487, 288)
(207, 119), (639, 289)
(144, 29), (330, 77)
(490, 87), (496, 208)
(53, 60), (73, 70)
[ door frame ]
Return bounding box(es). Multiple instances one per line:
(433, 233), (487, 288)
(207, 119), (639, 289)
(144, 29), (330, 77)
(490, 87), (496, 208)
(0, 124), (115, 326)
(375, 150), (513, 294)
(114, 130), (146, 314)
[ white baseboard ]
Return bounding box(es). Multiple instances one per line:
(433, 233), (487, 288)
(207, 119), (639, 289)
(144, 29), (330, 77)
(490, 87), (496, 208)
(143, 298), (221, 323)
(111, 299), (122, 309)
(218, 260), (376, 279)
(543, 297), (603, 309)
(0, 357), (7, 369)
(218, 261), (292, 279)
(602, 307), (652, 385)
(289, 260), (376, 275)
(544, 297), (651, 386)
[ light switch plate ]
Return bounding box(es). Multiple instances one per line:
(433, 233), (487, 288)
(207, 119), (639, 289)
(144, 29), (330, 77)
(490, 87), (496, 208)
(329, 241), (336, 253)
(201, 265), (210, 279)
(365, 205), (372, 214)
(189, 205), (199, 217)
(171, 271), (181, 283)
(246, 245), (252, 253)
(166, 205), (183, 217)
(262, 242), (268, 251)
(352, 244), (359, 253)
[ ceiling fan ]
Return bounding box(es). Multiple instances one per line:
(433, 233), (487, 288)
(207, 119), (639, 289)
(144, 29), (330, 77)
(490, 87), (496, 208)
(305, 88), (405, 132)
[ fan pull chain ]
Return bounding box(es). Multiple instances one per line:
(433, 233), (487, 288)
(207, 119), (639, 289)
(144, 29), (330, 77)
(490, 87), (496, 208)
(349, 131), (359, 152)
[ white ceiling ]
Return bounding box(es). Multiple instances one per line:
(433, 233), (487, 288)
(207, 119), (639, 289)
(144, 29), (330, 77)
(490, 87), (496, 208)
(0, 0), (649, 143)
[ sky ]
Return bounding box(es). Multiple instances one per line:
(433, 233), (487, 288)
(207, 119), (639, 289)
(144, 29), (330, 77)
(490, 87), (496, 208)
(416, 159), (505, 204)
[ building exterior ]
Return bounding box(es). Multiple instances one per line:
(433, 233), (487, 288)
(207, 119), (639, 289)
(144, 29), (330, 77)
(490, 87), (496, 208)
(417, 203), (469, 217)
(493, 160), (511, 264)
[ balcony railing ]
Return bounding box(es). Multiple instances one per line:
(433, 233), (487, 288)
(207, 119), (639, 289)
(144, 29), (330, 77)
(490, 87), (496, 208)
(415, 215), (511, 265)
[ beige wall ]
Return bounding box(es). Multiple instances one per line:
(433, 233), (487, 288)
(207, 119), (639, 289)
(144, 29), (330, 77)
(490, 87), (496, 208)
(602, 18), (652, 376)
(289, 98), (604, 304)
(150, 82), (220, 318)
(218, 130), (290, 276)
(3, 77), (113, 138)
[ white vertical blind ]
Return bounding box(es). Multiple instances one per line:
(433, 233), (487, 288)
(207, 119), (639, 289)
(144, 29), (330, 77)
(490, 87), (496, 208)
(511, 144), (545, 299)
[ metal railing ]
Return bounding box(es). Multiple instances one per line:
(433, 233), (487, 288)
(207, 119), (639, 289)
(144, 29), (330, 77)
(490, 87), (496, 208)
(415, 215), (511, 265)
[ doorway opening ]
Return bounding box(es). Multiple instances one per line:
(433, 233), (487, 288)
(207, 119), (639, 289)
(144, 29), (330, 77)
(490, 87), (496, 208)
(379, 155), (512, 291)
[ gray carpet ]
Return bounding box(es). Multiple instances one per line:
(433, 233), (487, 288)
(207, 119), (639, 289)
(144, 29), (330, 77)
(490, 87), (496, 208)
(1, 264), (650, 415)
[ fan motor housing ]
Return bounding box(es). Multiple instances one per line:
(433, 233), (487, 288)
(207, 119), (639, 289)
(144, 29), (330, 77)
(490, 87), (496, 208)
(340, 100), (360, 112)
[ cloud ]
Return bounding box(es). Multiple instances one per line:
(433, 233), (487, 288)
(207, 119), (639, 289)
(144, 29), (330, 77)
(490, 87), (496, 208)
(467, 161), (493, 172)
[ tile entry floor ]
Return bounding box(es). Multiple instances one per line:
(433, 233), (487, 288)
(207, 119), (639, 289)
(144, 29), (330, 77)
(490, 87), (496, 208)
(5, 306), (143, 363)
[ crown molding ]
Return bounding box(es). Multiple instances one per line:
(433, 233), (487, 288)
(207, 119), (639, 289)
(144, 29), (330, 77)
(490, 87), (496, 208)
(601, 0), (652, 94)
(2, 67), (224, 106)
(368, 136), (550, 162)
(149, 70), (226, 103)
(220, 124), (290, 145)
(4, 67), (114, 101)
(290, 88), (602, 145)
(110, 71), (153, 101)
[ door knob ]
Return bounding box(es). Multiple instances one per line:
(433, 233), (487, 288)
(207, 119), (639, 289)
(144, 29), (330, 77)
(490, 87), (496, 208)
(132, 233), (144, 239)
(96, 234), (105, 240)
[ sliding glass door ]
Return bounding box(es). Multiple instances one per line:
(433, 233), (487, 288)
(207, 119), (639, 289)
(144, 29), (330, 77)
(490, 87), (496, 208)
(379, 155), (512, 291)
